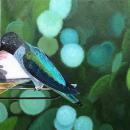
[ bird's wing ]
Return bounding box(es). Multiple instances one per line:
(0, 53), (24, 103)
(23, 44), (77, 94)
(26, 44), (66, 86)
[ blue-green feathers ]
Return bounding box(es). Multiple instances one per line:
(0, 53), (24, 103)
(23, 44), (78, 94)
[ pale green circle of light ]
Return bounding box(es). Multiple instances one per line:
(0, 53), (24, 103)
(56, 105), (77, 126)
(74, 116), (93, 130)
(37, 10), (63, 37)
(0, 102), (8, 123)
(10, 101), (22, 114)
(49, 0), (72, 19)
(37, 37), (59, 56)
(19, 90), (48, 115)
(60, 44), (84, 67)
(54, 118), (74, 130)
(6, 19), (24, 38)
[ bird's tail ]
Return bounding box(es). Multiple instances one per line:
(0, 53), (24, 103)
(65, 82), (80, 95)
(53, 88), (82, 106)
(54, 82), (82, 106)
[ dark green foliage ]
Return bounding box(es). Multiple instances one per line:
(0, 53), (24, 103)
(15, 115), (32, 130)
(29, 108), (57, 130)
(122, 29), (130, 63)
(0, 117), (18, 130)
(88, 74), (111, 103)
(0, 0), (130, 130)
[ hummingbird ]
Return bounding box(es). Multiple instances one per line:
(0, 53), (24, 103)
(0, 32), (82, 106)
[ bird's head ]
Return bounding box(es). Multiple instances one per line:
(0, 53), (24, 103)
(0, 32), (24, 54)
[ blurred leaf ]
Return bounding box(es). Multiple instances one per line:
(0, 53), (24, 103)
(6, 19), (24, 38)
(88, 74), (111, 103)
(6, 19), (34, 42)
(29, 108), (57, 130)
(112, 52), (123, 73)
(127, 68), (130, 91)
(0, 117), (18, 130)
(122, 29), (130, 63)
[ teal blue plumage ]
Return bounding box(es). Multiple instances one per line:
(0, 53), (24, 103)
(28, 44), (66, 86)
(23, 44), (78, 94)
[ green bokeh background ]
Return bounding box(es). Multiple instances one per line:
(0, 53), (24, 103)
(0, 0), (130, 130)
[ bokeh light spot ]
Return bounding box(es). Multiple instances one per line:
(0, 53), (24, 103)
(0, 102), (8, 123)
(74, 116), (93, 130)
(37, 10), (63, 37)
(49, 0), (72, 19)
(60, 44), (84, 67)
(60, 28), (79, 45)
(87, 41), (115, 67)
(37, 37), (59, 56)
(19, 90), (49, 115)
